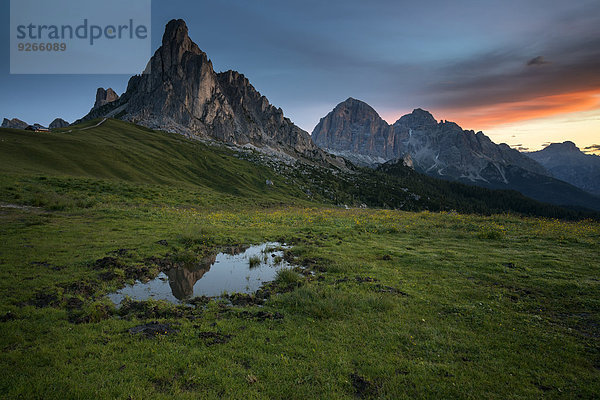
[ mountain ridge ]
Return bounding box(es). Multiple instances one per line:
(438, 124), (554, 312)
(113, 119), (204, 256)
(312, 98), (600, 211)
(1, 117), (597, 219)
(527, 141), (600, 196)
(79, 19), (337, 165)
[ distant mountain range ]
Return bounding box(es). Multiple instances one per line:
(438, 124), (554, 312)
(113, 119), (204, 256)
(526, 142), (600, 197)
(3, 19), (597, 212)
(2, 117), (69, 130)
(312, 98), (600, 210)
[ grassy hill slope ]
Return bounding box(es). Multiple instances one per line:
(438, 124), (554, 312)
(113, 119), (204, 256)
(0, 119), (301, 200)
(0, 120), (598, 398)
(1, 119), (596, 220)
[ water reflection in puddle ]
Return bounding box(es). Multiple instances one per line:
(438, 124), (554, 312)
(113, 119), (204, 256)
(108, 242), (289, 305)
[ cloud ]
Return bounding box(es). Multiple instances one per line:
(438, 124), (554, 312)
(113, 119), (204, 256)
(425, 35), (600, 129)
(414, 0), (600, 130)
(583, 144), (600, 155)
(507, 143), (530, 152)
(527, 56), (550, 66)
(432, 36), (600, 107)
(432, 90), (600, 129)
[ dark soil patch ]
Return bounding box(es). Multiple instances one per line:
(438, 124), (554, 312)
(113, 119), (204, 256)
(476, 279), (537, 299)
(350, 373), (378, 398)
(226, 293), (265, 306)
(68, 303), (112, 324)
(534, 382), (553, 392)
(372, 284), (408, 295)
(187, 296), (211, 307)
(109, 248), (132, 257)
(98, 270), (119, 281)
(198, 331), (233, 345)
(62, 280), (97, 297)
(30, 261), (50, 267)
(355, 276), (378, 283)
(335, 277), (350, 284)
(151, 374), (199, 393)
(297, 268), (314, 277)
(143, 255), (172, 269)
(94, 252), (155, 283)
(65, 297), (84, 310)
(237, 310), (284, 321)
(336, 276), (379, 284)
(129, 321), (179, 338)
(28, 291), (59, 308)
(300, 256), (328, 272)
(118, 299), (196, 320)
(257, 280), (299, 298)
(121, 264), (152, 281)
(0, 311), (17, 322)
(93, 256), (125, 270)
(31, 261), (64, 271)
(156, 239), (169, 246)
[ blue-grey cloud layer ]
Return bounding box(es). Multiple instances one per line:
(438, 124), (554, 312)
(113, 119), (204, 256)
(0, 0), (598, 131)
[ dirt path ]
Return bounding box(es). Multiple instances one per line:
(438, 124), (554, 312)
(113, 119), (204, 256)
(65, 118), (107, 133)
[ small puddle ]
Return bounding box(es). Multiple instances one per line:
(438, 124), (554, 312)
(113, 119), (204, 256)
(108, 242), (290, 305)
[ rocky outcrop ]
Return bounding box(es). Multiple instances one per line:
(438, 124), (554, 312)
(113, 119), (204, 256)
(402, 154), (414, 169)
(312, 98), (548, 184)
(312, 98), (395, 165)
(527, 142), (600, 196)
(49, 118), (70, 129)
(312, 99), (600, 210)
(80, 19), (332, 163)
(2, 118), (29, 130)
(391, 111), (548, 182)
(93, 88), (119, 110)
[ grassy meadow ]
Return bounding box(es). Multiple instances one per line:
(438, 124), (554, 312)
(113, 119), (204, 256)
(0, 121), (598, 399)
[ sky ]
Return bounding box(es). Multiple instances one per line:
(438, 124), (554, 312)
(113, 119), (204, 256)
(1, 0), (599, 153)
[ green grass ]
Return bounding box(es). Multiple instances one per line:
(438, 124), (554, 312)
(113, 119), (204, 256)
(2, 118), (595, 219)
(0, 119), (314, 205)
(0, 121), (598, 399)
(248, 255), (262, 268)
(275, 268), (301, 285)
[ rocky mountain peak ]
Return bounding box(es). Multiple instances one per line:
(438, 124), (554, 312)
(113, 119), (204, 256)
(312, 98), (395, 164)
(78, 19), (333, 164)
(527, 141), (600, 196)
(1, 118), (29, 130)
(543, 141), (580, 153)
(49, 118), (69, 129)
(394, 108), (437, 128)
(163, 19), (189, 45)
(93, 88), (119, 110)
(313, 98), (552, 185)
(334, 97), (382, 120)
(157, 19), (207, 73)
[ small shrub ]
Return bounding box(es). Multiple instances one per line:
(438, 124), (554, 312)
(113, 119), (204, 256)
(177, 225), (213, 247)
(477, 229), (504, 240)
(275, 268), (301, 285)
(272, 255), (283, 265)
(248, 255), (261, 268)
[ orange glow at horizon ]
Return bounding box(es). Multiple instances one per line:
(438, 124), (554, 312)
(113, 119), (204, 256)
(381, 90), (600, 153)
(433, 90), (600, 131)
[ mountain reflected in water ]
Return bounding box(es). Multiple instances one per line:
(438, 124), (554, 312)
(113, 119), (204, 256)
(108, 243), (288, 304)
